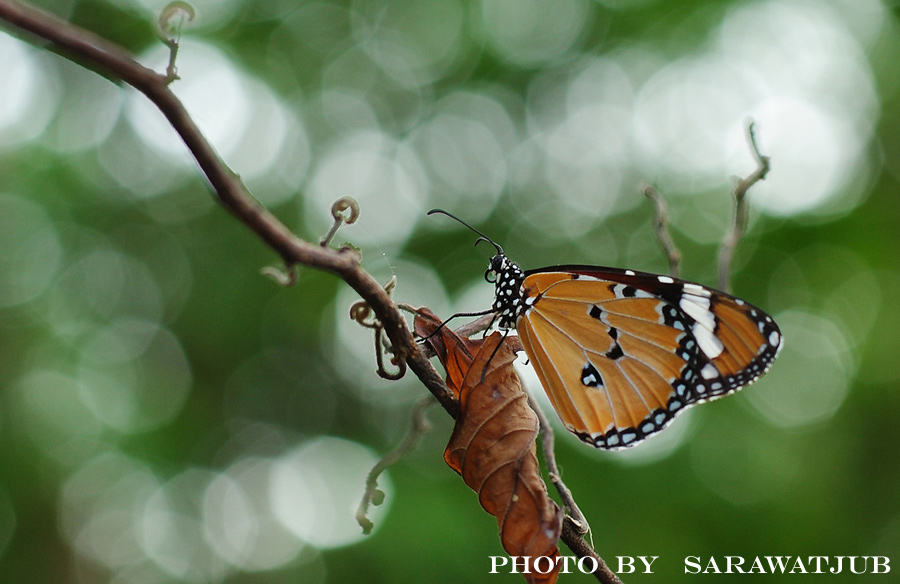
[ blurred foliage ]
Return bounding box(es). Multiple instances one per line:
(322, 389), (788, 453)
(1, 0), (900, 582)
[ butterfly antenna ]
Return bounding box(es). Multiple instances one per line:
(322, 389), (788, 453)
(427, 209), (504, 255)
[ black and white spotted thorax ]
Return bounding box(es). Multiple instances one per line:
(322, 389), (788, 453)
(487, 253), (528, 329)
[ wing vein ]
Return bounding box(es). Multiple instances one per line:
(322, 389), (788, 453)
(527, 309), (619, 433)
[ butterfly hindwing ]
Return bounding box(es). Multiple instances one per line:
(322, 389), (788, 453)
(516, 266), (782, 450)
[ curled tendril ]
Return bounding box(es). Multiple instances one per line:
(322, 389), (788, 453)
(156, 1), (195, 83)
(350, 300), (375, 328)
(157, 1), (195, 39)
(350, 276), (404, 380)
(321, 197), (360, 247)
(382, 274), (396, 296)
(373, 328), (406, 381)
(260, 262), (298, 286)
(332, 196), (360, 223)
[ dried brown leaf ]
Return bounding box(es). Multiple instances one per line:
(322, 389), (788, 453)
(415, 309), (563, 584)
(414, 307), (482, 397)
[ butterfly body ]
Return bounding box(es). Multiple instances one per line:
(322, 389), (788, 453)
(486, 253), (782, 450)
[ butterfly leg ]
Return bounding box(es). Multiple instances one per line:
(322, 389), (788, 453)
(478, 328), (511, 383)
(417, 308), (496, 342)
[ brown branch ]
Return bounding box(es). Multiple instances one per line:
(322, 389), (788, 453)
(0, 2), (621, 580)
(717, 121), (770, 292)
(642, 183), (681, 278)
(0, 0), (458, 417)
(562, 519), (624, 584)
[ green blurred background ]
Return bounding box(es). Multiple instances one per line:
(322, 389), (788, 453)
(1, 0), (899, 582)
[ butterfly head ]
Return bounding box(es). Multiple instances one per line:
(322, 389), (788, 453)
(426, 209), (526, 328)
(485, 252), (525, 330)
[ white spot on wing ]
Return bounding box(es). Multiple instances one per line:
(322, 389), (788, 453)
(769, 330), (781, 346)
(700, 363), (718, 379)
(680, 295), (715, 330)
(693, 325), (724, 359)
(658, 275), (674, 284)
(683, 283), (711, 297)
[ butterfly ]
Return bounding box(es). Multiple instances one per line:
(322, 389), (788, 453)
(429, 210), (783, 450)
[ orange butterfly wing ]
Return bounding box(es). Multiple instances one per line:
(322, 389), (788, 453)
(516, 268), (782, 449)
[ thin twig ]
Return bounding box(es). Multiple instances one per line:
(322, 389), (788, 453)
(357, 396), (434, 534)
(527, 390), (625, 584)
(642, 183), (681, 278)
(717, 121), (770, 292)
(160, 37), (179, 83)
(562, 518), (625, 584)
(527, 391), (591, 538)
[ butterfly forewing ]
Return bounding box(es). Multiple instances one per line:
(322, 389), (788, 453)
(516, 266), (782, 450)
